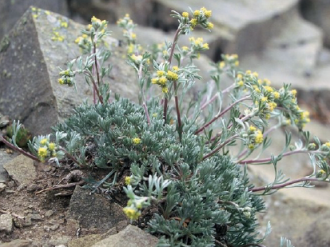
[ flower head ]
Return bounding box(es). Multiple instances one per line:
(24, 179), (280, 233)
(132, 138), (141, 145)
(123, 206), (141, 220)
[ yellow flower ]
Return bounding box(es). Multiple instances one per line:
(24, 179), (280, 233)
(131, 33), (137, 39)
(261, 97), (267, 102)
(158, 76), (167, 85)
(38, 147), (48, 158)
(273, 92), (280, 99)
(190, 18), (198, 27)
(157, 70), (165, 77)
(123, 207), (141, 220)
(182, 46), (189, 51)
(234, 61), (239, 67)
(193, 10), (200, 17)
(58, 78), (64, 85)
(291, 89), (297, 96)
(219, 61), (225, 69)
(245, 70), (251, 75)
(87, 24), (93, 30)
(91, 16), (101, 23)
(268, 102), (277, 111)
(132, 138), (141, 144)
(264, 86), (273, 92)
(40, 138), (48, 145)
(255, 130), (263, 144)
(207, 22), (214, 29)
(162, 87), (169, 94)
(248, 144), (255, 150)
(252, 72), (259, 78)
(182, 12), (189, 18)
(204, 10), (212, 18)
(237, 74), (243, 79)
(125, 176), (131, 185)
(151, 78), (158, 84)
(152, 113), (158, 117)
(167, 71), (178, 81)
(202, 43), (209, 49)
(237, 80), (244, 87)
(172, 66), (179, 72)
(263, 79), (271, 85)
(249, 126), (256, 132)
(48, 143), (56, 151)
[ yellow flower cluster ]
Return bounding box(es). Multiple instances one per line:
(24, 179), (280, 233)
(91, 16), (107, 31)
(151, 68), (179, 94)
(189, 7), (213, 30)
(125, 176), (131, 185)
(220, 54), (239, 70)
(37, 138), (57, 162)
(123, 206), (141, 220)
(247, 126), (264, 150)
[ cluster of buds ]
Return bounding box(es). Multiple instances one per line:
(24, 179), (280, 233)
(183, 7), (213, 30)
(151, 66), (179, 94)
(36, 136), (58, 162)
(75, 16), (108, 52)
(278, 87), (310, 129)
(117, 14), (137, 45)
(219, 54), (239, 70)
(245, 125), (264, 150)
(58, 69), (75, 86)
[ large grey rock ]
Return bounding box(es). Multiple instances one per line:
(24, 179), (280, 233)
(153, 0), (299, 57)
(3, 154), (36, 186)
(67, 186), (127, 231)
(91, 225), (158, 247)
(69, 0), (153, 26)
(300, 0), (330, 48)
(0, 7), (139, 135)
(0, 0), (68, 40)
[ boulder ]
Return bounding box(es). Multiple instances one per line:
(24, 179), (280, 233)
(300, 0), (330, 48)
(68, 0), (153, 26)
(0, 7), (139, 135)
(3, 154), (36, 186)
(0, 0), (68, 40)
(91, 225), (158, 247)
(153, 0), (299, 57)
(67, 186), (127, 231)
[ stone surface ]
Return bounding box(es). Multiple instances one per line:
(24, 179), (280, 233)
(0, 149), (18, 183)
(0, 214), (13, 233)
(300, 0), (330, 48)
(0, 183), (6, 192)
(68, 234), (103, 247)
(91, 225), (158, 247)
(0, 0), (68, 40)
(69, 0), (153, 26)
(0, 7), (139, 135)
(67, 186), (127, 231)
(0, 239), (32, 247)
(3, 155), (36, 186)
(153, 0), (299, 57)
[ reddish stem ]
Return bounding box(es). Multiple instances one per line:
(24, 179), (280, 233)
(0, 135), (40, 162)
(250, 177), (322, 192)
(195, 95), (250, 135)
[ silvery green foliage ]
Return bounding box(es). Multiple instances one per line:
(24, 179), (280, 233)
(54, 97), (265, 246)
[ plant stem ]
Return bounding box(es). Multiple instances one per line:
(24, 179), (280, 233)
(200, 92), (220, 111)
(84, 70), (103, 104)
(143, 102), (151, 125)
(195, 95), (250, 134)
(250, 177), (323, 192)
(0, 135), (40, 162)
(238, 149), (321, 165)
(203, 134), (239, 160)
(163, 28), (181, 125)
(93, 43), (101, 87)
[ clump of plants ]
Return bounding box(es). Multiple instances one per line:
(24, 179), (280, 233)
(2, 7), (330, 247)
